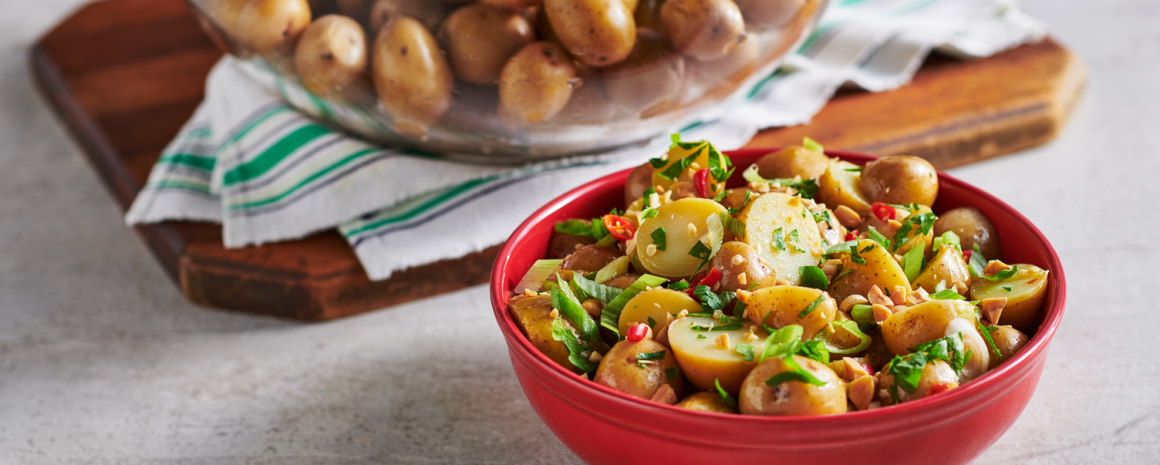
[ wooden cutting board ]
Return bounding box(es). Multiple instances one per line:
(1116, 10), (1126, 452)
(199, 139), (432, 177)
(30, 0), (1085, 321)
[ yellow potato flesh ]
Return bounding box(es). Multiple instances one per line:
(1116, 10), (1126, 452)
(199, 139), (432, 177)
(668, 316), (768, 395)
(827, 239), (912, 303)
(635, 198), (729, 279)
(817, 159), (872, 216)
(970, 265), (1050, 333)
(675, 391), (738, 414)
(879, 299), (978, 356)
(737, 192), (826, 285)
(617, 288), (703, 336)
(742, 285), (836, 340)
(508, 294), (582, 373)
(912, 244), (971, 293)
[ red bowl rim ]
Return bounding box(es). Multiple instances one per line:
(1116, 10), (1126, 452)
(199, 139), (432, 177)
(490, 148), (1067, 427)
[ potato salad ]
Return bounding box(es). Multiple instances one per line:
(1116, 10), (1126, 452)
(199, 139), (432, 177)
(508, 136), (1049, 415)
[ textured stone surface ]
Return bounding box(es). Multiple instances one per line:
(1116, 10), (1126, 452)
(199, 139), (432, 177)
(1, 0), (1157, 463)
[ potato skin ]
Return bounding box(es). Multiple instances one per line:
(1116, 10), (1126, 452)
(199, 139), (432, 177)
(827, 240), (912, 304)
(438, 4), (535, 84)
(970, 265), (1050, 333)
(880, 300), (978, 357)
(547, 227), (597, 259)
(562, 244), (622, 273)
(544, 0), (637, 67)
(755, 146), (830, 181)
(709, 241), (778, 292)
(660, 0), (746, 61)
(236, 0), (313, 54)
(857, 156), (939, 206)
(295, 15), (367, 97)
(635, 198), (729, 279)
(499, 41), (578, 126)
(675, 391), (738, 414)
(986, 325), (1029, 368)
(686, 32), (759, 86)
(603, 31), (687, 117)
(934, 207), (1002, 260)
(912, 244), (972, 294)
(508, 294), (585, 373)
(624, 163), (654, 207)
(367, 0), (450, 33)
(817, 159), (873, 216)
(594, 339), (683, 399)
(372, 17), (454, 139)
(877, 359), (958, 405)
(739, 355), (846, 416)
(742, 285), (836, 340)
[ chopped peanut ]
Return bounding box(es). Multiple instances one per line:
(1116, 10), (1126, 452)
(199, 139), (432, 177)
(872, 304), (892, 324)
(910, 288), (931, 304)
(984, 260), (1013, 276)
(732, 254), (746, 266)
(743, 328), (759, 343)
(775, 279), (792, 286)
(737, 272), (748, 286)
(646, 244), (658, 256)
(840, 295), (869, 312)
(650, 384), (678, 405)
(787, 196), (802, 207)
(687, 223), (698, 236)
(868, 285), (892, 307)
(981, 297), (1008, 325)
(715, 333), (731, 349)
(735, 290), (752, 304)
(833, 205), (863, 229)
(891, 285), (909, 306)
(524, 289), (537, 297)
(588, 351), (603, 363)
(582, 299), (604, 318)
(677, 309), (690, 319)
(891, 304), (909, 313)
(843, 357), (870, 381)
(849, 375), (877, 411)
(549, 309), (560, 319)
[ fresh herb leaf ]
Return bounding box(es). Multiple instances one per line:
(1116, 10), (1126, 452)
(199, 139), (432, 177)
(1003, 286), (1012, 292)
(657, 146), (706, 180)
(713, 189), (728, 202)
(648, 157), (668, 169)
(797, 294), (827, 318)
(715, 378), (739, 408)
(797, 340), (830, 363)
(759, 325), (804, 362)
(688, 240), (713, 260)
(930, 289), (966, 301)
(741, 165), (820, 199)
(690, 323), (744, 332)
(667, 280), (690, 291)
(665, 366), (679, 381)
(866, 226), (892, 250)
(849, 243), (867, 265)
(554, 219), (609, 240)
(697, 334), (707, 339)
(637, 350), (667, 361)
(803, 137), (824, 153)
(641, 208), (659, 220)
(799, 266), (829, 290)
(568, 354), (597, 374)
(600, 274), (669, 336)
(787, 229), (804, 253)
(932, 231), (961, 252)
(694, 285), (737, 312)
(735, 343), (755, 362)
(766, 356), (826, 387)
(844, 167), (863, 172)
(647, 316), (657, 328)
(886, 352), (928, 394)
(826, 240), (859, 255)
(572, 273), (621, 303)
(891, 213), (937, 252)
(977, 265), (1019, 282)
(900, 245), (925, 282)
(651, 227), (668, 252)
(773, 227), (787, 251)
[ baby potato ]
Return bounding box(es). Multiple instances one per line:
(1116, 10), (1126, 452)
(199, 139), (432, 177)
(709, 241), (778, 292)
(734, 0), (810, 32)
(986, 325), (1030, 368)
(675, 391), (738, 414)
(624, 162), (654, 207)
(754, 145), (829, 181)
(739, 285), (836, 340)
(549, 77), (619, 126)
(499, 41), (577, 126)
(368, 0), (449, 33)
(858, 155), (939, 207)
(686, 32), (759, 86)
(236, 0), (313, 54)
(668, 316), (769, 395)
(735, 192), (826, 285)
(547, 225), (598, 259)
(634, 0), (665, 32)
(617, 288), (702, 336)
(482, 0), (546, 10)
(562, 244), (622, 273)
(595, 338), (683, 399)
(827, 239), (911, 303)
(649, 139), (726, 192)
(817, 158), (873, 216)
(544, 0), (636, 67)
(660, 0), (745, 61)
(603, 31), (687, 118)
(718, 189), (753, 212)
(508, 294), (587, 373)
(970, 265), (1050, 333)
(295, 15), (367, 97)
(879, 300), (978, 357)
(635, 198), (729, 279)
(372, 17), (454, 140)
(739, 355), (846, 416)
(912, 244), (971, 294)
(877, 359), (958, 405)
(934, 207), (1002, 260)
(437, 4), (535, 85)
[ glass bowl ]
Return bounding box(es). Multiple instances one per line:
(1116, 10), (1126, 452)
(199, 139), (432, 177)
(187, 0), (828, 161)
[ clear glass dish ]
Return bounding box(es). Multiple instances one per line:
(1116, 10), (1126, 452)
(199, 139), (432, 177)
(188, 0), (828, 161)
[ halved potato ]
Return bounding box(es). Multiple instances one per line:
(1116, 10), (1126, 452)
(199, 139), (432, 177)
(736, 192), (826, 285)
(879, 299), (978, 356)
(618, 288), (703, 336)
(827, 239), (911, 303)
(668, 316), (769, 395)
(739, 285), (835, 340)
(817, 159), (871, 216)
(595, 338), (683, 399)
(508, 294), (585, 373)
(912, 244), (971, 293)
(635, 198), (729, 279)
(970, 265), (1050, 333)
(650, 140), (727, 192)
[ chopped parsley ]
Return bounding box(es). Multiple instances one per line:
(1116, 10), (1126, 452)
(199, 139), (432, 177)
(787, 229), (804, 253)
(647, 316), (657, 327)
(799, 266), (829, 290)
(765, 355), (826, 388)
(735, 343), (755, 362)
(885, 333), (969, 394)
(741, 165), (820, 199)
(866, 226), (892, 250)
(637, 350), (667, 361)
(665, 366), (680, 381)
(715, 378), (739, 408)
(690, 322), (744, 332)
(1003, 286), (1012, 292)
(667, 280), (690, 291)
(693, 285), (737, 312)
(891, 212), (937, 252)
(849, 243), (867, 265)
(797, 294), (827, 318)
(554, 218), (609, 240)
(651, 227), (668, 252)
(773, 227), (787, 251)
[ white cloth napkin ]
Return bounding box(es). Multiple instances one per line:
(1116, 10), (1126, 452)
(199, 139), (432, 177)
(127, 0), (1045, 281)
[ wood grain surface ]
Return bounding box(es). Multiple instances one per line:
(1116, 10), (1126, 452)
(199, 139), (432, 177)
(30, 0), (1084, 321)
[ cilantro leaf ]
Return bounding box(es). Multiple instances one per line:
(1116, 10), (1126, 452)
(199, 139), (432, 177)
(651, 227), (668, 252)
(773, 228), (787, 251)
(735, 343), (755, 362)
(891, 213), (937, 252)
(688, 240), (712, 260)
(667, 280), (690, 291)
(568, 354), (597, 374)
(765, 356), (826, 387)
(647, 316), (657, 328)
(637, 350), (667, 361)
(886, 352), (928, 394)
(554, 219), (609, 240)
(741, 165), (819, 199)
(849, 242), (867, 265)
(825, 240), (859, 255)
(788, 229), (804, 253)
(799, 266), (829, 290)
(797, 294), (827, 318)
(657, 146), (706, 181)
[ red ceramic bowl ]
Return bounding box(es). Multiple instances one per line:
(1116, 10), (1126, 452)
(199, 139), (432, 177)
(490, 148), (1066, 464)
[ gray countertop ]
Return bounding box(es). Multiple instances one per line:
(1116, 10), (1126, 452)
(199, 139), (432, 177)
(1, 0), (1157, 463)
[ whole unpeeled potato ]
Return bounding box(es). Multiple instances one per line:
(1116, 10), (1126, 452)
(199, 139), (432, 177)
(372, 17), (455, 140)
(295, 15), (367, 97)
(499, 41), (578, 126)
(660, 0), (746, 61)
(686, 32), (759, 86)
(603, 31), (686, 117)
(438, 4), (536, 85)
(236, 0), (313, 53)
(858, 155), (940, 206)
(543, 0), (636, 67)
(739, 355), (846, 416)
(754, 145), (829, 180)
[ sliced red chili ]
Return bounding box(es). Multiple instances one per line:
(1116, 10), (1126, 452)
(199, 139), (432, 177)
(626, 323), (650, 342)
(862, 363), (875, 376)
(928, 382), (951, 395)
(686, 268), (722, 296)
(693, 169), (711, 198)
(602, 214), (636, 242)
(871, 202), (896, 222)
(845, 229), (859, 242)
(962, 250), (973, 261)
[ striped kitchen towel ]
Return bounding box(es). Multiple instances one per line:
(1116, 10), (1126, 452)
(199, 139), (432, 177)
(127, 0), (1045, 281)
